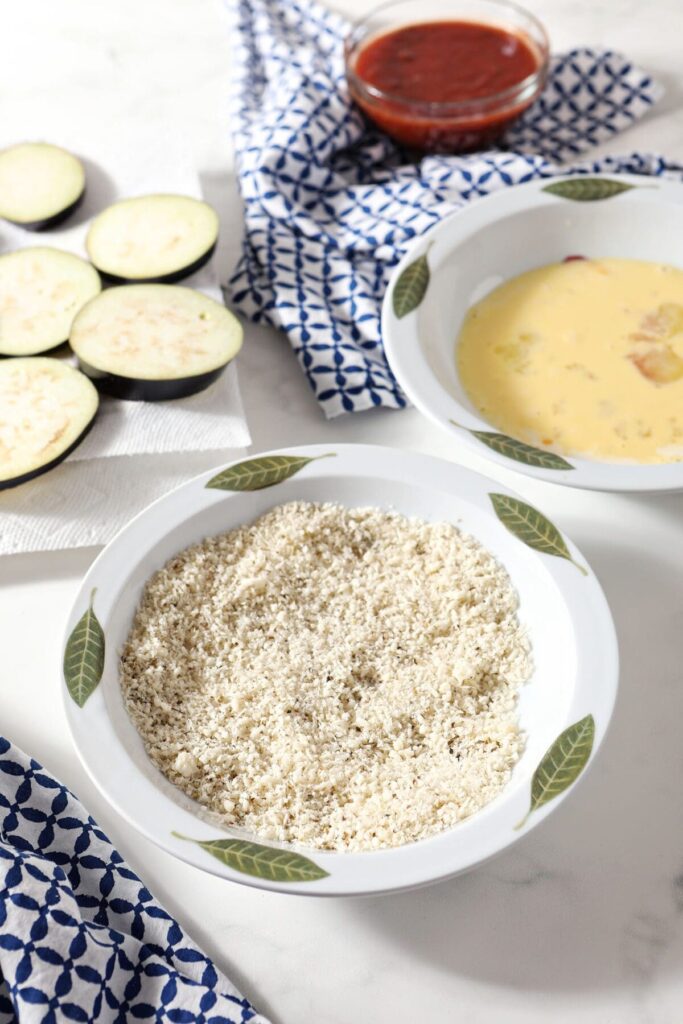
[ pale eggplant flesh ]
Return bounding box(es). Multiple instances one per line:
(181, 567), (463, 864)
(8, 191), (86, 232)
(86, 194), (219, 285)
(0, 358), (99, 489)
(0, 247), (101, 357)
(68, 283), (243, 402)
(0, 143), (86, 231)
(96, 240), (217, 286)
(0, 414), (96, 490)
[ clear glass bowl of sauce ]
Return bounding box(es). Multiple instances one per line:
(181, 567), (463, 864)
(345, 0), (550, 153)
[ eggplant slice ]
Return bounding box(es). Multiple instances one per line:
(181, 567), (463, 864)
(69, 284), (243, 401)
(86, 194), (219, 284)
(0, 358), (98, 490)
(0, 247), (101, 357)
(0, 143), (85, 230)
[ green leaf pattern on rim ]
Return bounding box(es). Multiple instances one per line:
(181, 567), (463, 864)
(542, 178), (640, 201)
(516, 714), (595, 829)
(206, 453), (335, 491)
(450, 421), (574, 470)
(63, 588), (105, 707)
(172, 833), (328, 882)
(392, 249), (431, 318)
(489, 493), (587, 575)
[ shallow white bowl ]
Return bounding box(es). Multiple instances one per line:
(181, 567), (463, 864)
(383, 174), (683, 492)
(63, 445), (618, 896)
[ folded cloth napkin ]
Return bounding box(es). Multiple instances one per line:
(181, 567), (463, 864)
(0, 737), (270, 1024)
(226, 0), (682, 417)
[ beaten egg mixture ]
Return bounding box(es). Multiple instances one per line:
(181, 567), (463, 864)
(457, 258), (683, 463)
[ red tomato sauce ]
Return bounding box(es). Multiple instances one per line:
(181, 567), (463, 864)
(348, 20), (544, 152)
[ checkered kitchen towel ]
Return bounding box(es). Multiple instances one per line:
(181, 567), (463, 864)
(0, 737), (269, 1024)
(227, 0), (681, 416)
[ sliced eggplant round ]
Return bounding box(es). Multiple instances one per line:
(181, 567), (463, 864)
(0, 358), (98, 490)
(0, 143), (85, 230)
(86, 194), (219, 284)
(0, 247), (101, 357)
(69, 284), (243, 401)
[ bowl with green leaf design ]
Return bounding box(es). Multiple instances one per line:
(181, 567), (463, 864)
(62, 444), (617, 896)
(383, 173), (683, 492)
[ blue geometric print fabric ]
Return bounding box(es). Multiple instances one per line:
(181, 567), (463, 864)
(226, 0), (679, 417)
(0, 737), (269, 1024)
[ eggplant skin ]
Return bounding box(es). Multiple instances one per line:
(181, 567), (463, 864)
(0, 411), (96, 491)
(76, 358), (230, 401)
(3, 189), (86, 232)
(96, 240), (217, 286)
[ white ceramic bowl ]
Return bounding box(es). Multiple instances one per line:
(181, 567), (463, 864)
(63, 445), (618, 896)
(383, 174), (683, 492)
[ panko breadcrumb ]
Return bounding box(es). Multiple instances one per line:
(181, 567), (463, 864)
(120, 501), (531, 851)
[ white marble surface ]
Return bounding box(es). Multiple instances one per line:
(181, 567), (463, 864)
(2, 1), (683, 1021)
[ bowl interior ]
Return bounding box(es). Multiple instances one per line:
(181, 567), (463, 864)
(425, 196), (683, 411)
(344, 0), (549, 153)
(64, 446), (616, 894)
(383, 177), (683, 491)
(346, 0), (550, 108)
(103, 473), (574, 812)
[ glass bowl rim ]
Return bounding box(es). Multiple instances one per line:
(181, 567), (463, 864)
(344, 0), (551, 116)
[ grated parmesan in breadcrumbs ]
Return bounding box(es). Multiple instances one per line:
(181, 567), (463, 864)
(120, 501), (531, 852)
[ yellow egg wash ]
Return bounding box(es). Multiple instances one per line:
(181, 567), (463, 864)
(456, 258), (683, 463)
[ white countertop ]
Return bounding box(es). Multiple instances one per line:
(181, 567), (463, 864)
(2, 1), (683, 1021)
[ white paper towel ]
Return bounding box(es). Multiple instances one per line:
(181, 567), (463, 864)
(0, 143), (250, 460)
(0, 449), (242, 555)
(0, 133), (251, 554)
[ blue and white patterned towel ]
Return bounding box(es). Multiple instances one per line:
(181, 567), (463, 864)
(226, 0), (681, 417)
(0, 737), (269, 1024)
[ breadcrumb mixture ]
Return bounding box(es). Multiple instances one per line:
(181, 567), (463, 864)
(121, 502), (531, 851)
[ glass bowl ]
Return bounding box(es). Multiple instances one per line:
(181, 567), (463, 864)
(344, 0), (550, 153)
